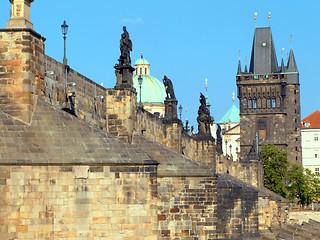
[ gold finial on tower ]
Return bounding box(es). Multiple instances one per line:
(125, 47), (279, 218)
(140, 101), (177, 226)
(268, 12), (271, 26)
(205, 78), (208, 90)
(141, 50), (143, 58)
(254, 12), (257, 26)
(290, 34), (293, 48)
(232, 92), (235, 102)
(281, 48), (284, 58)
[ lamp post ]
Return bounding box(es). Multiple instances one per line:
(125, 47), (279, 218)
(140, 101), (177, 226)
(179, 104), (183, 121)
(229, 144), (232, 157)
(61, 20), (68, 66)
(225, 140), (228, 155)
(138, 75), (143, 107)
(61, 20), (69, 98)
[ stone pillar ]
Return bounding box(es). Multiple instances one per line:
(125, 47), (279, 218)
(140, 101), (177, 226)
(114, 65), (135, 90)
(164, 99), (178, 121)
(6, 0), (34, 29)
(0, 0), (45, 124)
(106, 89), (137, 143)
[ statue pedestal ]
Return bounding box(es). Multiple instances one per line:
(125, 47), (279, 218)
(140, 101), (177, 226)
(164, 98), (178, 122)
(114, 64), (135, 90)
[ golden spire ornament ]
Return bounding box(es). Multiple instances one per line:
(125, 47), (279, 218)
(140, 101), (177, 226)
(232, 92), (235, 102)
(268, 12), (271, 26)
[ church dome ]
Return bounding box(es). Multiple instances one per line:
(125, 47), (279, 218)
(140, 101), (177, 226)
(133, 53), (166, 105)
(135, 58), (150, 65)
(133, 75), (166, 104)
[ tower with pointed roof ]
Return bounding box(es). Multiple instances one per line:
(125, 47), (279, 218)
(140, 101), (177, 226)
(236, 27), (301, 164)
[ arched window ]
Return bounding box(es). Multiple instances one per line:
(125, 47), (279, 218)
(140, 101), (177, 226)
(248, 99), (252, 109)
(145, 68), (147, 74)
(253, 99), (257, 108)
(140, 68), (142, 74)
(267, 99), (271, 108)
(272, 98), (276, 108)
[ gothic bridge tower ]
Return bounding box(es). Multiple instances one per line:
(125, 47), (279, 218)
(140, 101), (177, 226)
(236, 27), (302, 164)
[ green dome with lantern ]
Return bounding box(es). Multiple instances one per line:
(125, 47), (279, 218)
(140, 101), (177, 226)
(133, 52), (166, 105)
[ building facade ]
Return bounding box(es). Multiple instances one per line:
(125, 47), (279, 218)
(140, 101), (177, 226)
(214, 98), (240, 161)
(236, 27), (302, 164)
(301, 110), (320, 175)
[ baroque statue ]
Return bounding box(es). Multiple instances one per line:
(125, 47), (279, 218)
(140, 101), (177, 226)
(163, 75), (176, 99)
(119, 26), (132, 66)
(197, 93), (212, 135)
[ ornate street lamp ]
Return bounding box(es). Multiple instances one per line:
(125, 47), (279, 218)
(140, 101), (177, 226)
(61, 20), (69, 66)
(138, 75), (143, 107)
(179, 104), (183, 120)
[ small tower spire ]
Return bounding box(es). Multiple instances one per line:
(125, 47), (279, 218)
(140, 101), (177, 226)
(232, 92), (235, 103)
(141, 50), (143, 58)
(268, 12), (271, 27)
(281, 48), (285, 72)
(244, 56), (248, 72)
(237, 50), (242, 74)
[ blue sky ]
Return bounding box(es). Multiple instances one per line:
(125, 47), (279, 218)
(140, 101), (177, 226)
(1, 0), (319, 128)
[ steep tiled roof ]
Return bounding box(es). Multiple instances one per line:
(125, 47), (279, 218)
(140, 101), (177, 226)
(301, 110), (320, 129)
(0, 99), (156, 165)
(218, 104), (240, 123)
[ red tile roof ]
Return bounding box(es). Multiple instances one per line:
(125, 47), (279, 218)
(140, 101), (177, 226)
(302, 110), (320, 129)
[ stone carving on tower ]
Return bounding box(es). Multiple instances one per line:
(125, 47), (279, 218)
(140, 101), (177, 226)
(114, 26), (135, 90)
(197, 93), (212, 135)
(6, 0), (34, 29)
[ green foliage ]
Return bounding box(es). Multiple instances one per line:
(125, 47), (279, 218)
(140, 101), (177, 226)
(262, 145), (289, 198)
(287, 164), (320, 205)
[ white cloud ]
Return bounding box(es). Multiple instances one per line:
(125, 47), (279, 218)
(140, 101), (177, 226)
(121, 17), (144, 25)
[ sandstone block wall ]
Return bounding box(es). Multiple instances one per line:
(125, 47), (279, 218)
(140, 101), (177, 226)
(0, 29), (45, 124)
(258, 194), (289, 231)
(136, 108), (165, 144)
(43, 55), (106, 130)
(0, 165), (158, 240)
(217, 175), (260, 239)
(157, 176), (217, 239)
(216, 154), (263, 189)
(106, 89), (137, 142)
(182, 134), (216, 172)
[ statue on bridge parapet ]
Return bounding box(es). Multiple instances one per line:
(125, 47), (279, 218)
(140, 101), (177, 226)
(163, 75), (178, 122)
(163, 75), (176, 100)
(197, 92), (212, 135)
(114, 26), (135, 90)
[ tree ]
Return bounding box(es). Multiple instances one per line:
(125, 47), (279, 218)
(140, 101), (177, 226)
(287, 164), (320, 206)
(262, 145), (289, 198)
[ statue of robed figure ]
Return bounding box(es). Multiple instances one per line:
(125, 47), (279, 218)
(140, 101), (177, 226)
(114, 26), (135, 89)
(197, 93), (212, 135)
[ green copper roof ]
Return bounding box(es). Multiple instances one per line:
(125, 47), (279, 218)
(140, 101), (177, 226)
(135, 57), (150, 65)
(218, 104), (240, 123)
(133, 75), (166, 104)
